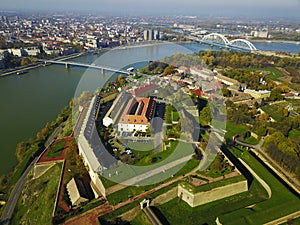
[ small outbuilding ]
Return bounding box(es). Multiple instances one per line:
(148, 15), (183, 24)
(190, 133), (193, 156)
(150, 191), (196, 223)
(67, 177), (94, 207)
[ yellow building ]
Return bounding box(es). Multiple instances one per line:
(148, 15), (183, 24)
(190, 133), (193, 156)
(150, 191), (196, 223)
(244, 89), (271, 99)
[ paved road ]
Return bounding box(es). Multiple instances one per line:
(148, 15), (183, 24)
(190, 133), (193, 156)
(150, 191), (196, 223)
(0, 156), (40, 225)
(0, 135), (55, 225)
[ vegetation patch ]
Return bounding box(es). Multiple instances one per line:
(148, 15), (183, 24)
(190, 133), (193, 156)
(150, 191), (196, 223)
(219, 147), (300, 225)
(132, 141), (178, 166)
(248, 67), (285, 81)
(157, 178), (267, 225)
(261, 104), (287, 121)
(181, 175), (245, 194)
(130, 210), (152, 225)
(45, 140), (66, 159)
(243, 136), (259, 145)
(11, 162), (63, 225)
(106, 159), (199, 206)
(198, 152), (235, 178)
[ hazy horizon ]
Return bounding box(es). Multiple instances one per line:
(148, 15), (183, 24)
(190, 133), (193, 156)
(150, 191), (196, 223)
(1, 0), (300, 19)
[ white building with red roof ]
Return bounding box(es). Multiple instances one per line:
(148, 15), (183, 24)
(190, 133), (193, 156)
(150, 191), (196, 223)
(118, 97), (156, 132)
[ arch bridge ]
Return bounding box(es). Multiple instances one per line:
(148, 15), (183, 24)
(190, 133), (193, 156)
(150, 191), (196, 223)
(198, 33), (257, 51)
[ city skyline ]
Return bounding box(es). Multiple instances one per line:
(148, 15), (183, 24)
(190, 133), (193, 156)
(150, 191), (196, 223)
(1, 0), (300, 18)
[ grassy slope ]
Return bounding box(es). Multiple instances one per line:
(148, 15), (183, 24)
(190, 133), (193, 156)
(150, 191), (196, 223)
(158, 147), (300, 225)
(11, 162), (63, 225)
(106, 159), (199, 205)
(130, 210), (152, 225)
(45, 140), (66, 158)
(219, 148), (300, 225)
(157, 178), (267, 225)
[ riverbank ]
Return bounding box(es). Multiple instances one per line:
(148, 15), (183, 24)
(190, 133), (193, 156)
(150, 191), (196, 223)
(0, 63), (43, 78)
(0, 51), (91, 78)
(252, 39), (300, 44)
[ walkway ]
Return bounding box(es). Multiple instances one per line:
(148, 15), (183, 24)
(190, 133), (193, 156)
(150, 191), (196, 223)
(106, 154), (193, 194)
(239, 158), (272, 198)
(64, 160), (202, 225)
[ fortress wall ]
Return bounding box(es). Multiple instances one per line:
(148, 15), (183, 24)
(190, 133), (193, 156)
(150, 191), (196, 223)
(178, 179), (248, 207)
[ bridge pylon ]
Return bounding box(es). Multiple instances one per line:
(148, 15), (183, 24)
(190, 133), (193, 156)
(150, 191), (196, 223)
(65, 63), (70, 69)
(101, 68), (105, 75)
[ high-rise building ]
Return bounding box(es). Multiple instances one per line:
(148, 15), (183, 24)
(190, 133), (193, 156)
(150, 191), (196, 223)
(153, 30), (159, 40)
(143, 30), (149, 40)
(143, 29), (160, 41)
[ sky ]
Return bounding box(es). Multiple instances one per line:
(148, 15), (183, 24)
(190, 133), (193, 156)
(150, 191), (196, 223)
(1, 0), (300, 18)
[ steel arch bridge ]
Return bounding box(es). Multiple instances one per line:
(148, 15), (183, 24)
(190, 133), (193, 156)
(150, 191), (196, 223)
(228, 39), (257, 51)
(202, 33), (230, 45)
(200, 33), (257, 51)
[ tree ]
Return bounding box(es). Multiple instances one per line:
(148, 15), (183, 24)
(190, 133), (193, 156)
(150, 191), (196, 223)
(259, 113), (269, 122)
(269, 87), (284, 101)
(16, 141), (27, 161)
(163, 65), (176, 76)
(221, 88), (232, 97)
(20, 57), (31, 66)
(117, 74), (124, 86)
(199, 105), (212, 126)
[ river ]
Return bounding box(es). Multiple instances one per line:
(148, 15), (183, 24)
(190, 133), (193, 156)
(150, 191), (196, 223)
(0, 41), (299, 176)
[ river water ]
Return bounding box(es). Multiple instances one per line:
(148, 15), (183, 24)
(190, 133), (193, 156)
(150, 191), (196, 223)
(0, 41), (299, 176)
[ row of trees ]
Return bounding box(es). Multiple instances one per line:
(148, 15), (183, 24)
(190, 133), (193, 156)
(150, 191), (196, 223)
(227, 100), (300, 177)
(265, 141), (300, 180)
(223, 68), (276, 91)
(139, 61), (169, 75)
(264, 132), (299, 157)
(199, 50), (300, 69)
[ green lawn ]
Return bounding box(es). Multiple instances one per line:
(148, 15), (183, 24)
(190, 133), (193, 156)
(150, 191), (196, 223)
(131, 211), (152, 225)
(180, 175), (245, 193)
(127, 141), (154, 152)
(106, 159), (199, 205)
(225, 122), (249, 141)
(261, 105), (285, 121)
(132, 141), (178, 166)
(45, 140), (66, 158)
(157, 145), (300, 225)
(101, 141), (195, 189)
(172, 111), (180, 121)
(157, 178), (268, 225)
(165, 104), (172, 124)
(197, 153), (235, 178)
(219, 147), (300, 225)
(289, 129), (300, 139)
(100, 176), (118, 189)
(248, 67), (284, 81)
(243, 136), (259, 145)
(11, 162), (63, 225)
